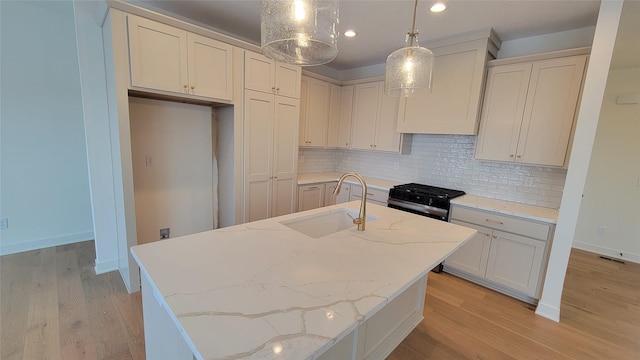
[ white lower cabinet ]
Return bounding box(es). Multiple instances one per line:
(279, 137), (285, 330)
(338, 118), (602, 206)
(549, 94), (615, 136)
(349, 184), (389, 207)
(298, 184), (325, 212)
(297, 181), (350, 212)
(445, 205), (552, 303)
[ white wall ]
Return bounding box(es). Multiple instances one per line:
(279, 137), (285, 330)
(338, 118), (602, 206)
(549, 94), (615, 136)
(0, 0), (93, 255)
(129, 97), (215, 244)
(573, 67), (640, 263)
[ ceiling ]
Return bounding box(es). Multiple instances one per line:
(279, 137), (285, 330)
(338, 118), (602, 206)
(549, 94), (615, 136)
(130, 0), (607, 71)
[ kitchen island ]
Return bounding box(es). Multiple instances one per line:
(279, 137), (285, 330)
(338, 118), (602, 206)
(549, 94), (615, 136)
(131, 202), (476, 360)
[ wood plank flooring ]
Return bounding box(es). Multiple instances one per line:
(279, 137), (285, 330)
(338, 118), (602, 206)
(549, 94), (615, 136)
(1, 242), (638, 359)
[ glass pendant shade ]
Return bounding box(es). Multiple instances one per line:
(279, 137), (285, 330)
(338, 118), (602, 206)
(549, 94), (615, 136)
(385, 39), (434, 97)
(261, 0), (339, 66)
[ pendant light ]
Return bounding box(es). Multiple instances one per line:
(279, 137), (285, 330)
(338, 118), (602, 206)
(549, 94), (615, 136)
(261, 0), (339, 66)
(385, 0), (434, 97)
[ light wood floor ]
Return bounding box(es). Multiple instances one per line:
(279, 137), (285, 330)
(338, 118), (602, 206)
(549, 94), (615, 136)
(1, 241), (638, 359)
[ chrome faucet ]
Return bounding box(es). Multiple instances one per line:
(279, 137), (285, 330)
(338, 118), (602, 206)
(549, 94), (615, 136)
(334, 172), (367, 231)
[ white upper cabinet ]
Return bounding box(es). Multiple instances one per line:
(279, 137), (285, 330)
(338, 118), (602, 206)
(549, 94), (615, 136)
(127, 14), (233, 101)
(475, 53), (587, 167)
(327, 84), (353, 149)
(245, 51), (301, 98)
(397, 36), (498, 135)
(299, 76), (330, 147)
(352, 81), (410, 153)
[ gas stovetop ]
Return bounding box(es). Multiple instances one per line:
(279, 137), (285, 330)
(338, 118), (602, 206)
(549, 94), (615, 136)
(388, 183), (466, 207)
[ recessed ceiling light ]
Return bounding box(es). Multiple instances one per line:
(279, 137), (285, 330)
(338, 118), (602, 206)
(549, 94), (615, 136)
(430, 2), (447, 13)
(344, 30), (357, 37)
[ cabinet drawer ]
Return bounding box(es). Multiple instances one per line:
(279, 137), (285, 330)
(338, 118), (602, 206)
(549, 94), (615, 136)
(451, 206), (549, 240)
(349, 184), (389, 205)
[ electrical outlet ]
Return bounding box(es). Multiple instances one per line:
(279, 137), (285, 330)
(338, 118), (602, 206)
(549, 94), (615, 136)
(0, 218), (7, 229)
(597, 226), (606, 236)
(145, 155), (154, 166)
(160, 228), (170, 239)
(299, 155), (304, 162)
(393, 162), (399, 170)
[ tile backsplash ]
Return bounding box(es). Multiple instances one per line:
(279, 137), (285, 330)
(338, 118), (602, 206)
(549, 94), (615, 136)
(298, 134), (567, 209)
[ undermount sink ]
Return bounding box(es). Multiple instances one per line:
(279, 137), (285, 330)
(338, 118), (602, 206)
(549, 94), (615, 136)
(280, 208), (378, 238)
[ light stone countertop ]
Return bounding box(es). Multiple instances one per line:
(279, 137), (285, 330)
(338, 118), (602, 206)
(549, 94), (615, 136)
(451, 194), (559, 224)
(130, 202), (477, 360)
(297, 172), (401, 191)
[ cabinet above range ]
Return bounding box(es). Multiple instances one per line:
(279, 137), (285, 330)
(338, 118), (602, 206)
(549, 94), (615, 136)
(396, 28), (501, 135)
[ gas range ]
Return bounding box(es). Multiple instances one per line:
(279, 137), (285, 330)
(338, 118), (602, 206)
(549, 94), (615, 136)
(387, 183), (466, 221)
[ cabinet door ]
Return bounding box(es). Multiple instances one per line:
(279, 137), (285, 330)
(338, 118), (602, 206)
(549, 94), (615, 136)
(271, 96), (300, 217)
(397, 40), (489, 135)
(337, 85), (354, 149)
(516, 56), (586, 166)
(446, 221), (492, 277)
(375, 87), (402, 152)
(244, 51), (275, 94)
(474, 63), (532, 162)
(298, 77), (309, 146)
(324, 182), (338, 206)
(351, 82), (380, 150)
(301, 77), (329, 147)
(485, 230), (546, 297)
(326, 84), (342, 148)
(298, 185), (325, 211)
(275, 63), (302, 98)
(244, 90), (274, 222)
(335, 183), (351, 204)
(187, 33), (233, 101)
(127, 15), (188, 94)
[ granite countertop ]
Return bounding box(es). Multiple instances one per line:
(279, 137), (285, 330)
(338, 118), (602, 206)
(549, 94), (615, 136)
(451, 194), (559, 224)
(130, 202), (476, 360)
(297, 172), (401, 191)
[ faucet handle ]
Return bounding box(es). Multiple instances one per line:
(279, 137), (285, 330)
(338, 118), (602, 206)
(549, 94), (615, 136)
(346, 213), (363, 225)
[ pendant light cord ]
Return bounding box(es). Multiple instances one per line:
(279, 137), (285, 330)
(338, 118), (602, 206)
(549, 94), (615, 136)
(408, 0), (419, 47)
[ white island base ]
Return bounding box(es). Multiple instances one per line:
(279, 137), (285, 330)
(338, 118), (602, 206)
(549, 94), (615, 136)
(140, 271), (427, 360)
(131, 202), (475, 360)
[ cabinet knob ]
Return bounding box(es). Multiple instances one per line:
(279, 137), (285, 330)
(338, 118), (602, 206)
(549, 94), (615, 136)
(516, 155), (522, 158)
(190, 85), (195, 89)
(345, 143), (349, 146)
(492, 234), (498, 239)
(509, 154), (514, 158)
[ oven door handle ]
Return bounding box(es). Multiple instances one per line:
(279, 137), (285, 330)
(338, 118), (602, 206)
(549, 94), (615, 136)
(387, 198), (449, 218)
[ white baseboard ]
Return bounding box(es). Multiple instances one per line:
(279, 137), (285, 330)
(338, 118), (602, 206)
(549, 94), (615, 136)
(572, 241), (640, 264)
(95, 258), (119, 274)
(535, 302), (560, 322)
(0, 232), (94, 256)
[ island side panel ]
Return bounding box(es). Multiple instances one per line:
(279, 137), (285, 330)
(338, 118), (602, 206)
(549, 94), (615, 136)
(141, 272), (195, 360)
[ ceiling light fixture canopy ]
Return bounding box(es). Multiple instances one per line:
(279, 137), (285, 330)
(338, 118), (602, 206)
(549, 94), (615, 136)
(385, 0), (434, 97)
(261, 0), (339, 66)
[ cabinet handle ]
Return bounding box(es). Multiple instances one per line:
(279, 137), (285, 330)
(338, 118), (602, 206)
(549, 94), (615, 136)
(366, 193), (374, 196)
(482, 232), (491, 237)
(273, 176), (278, 179)
(485, 218), (504, 225)
(345, 143), (349, 146)
(509, 154), (514, 158)
(308, 186), (319, 190)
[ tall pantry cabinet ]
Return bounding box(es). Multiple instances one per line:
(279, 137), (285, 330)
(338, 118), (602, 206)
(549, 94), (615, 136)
(243, 52), (302, 222)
